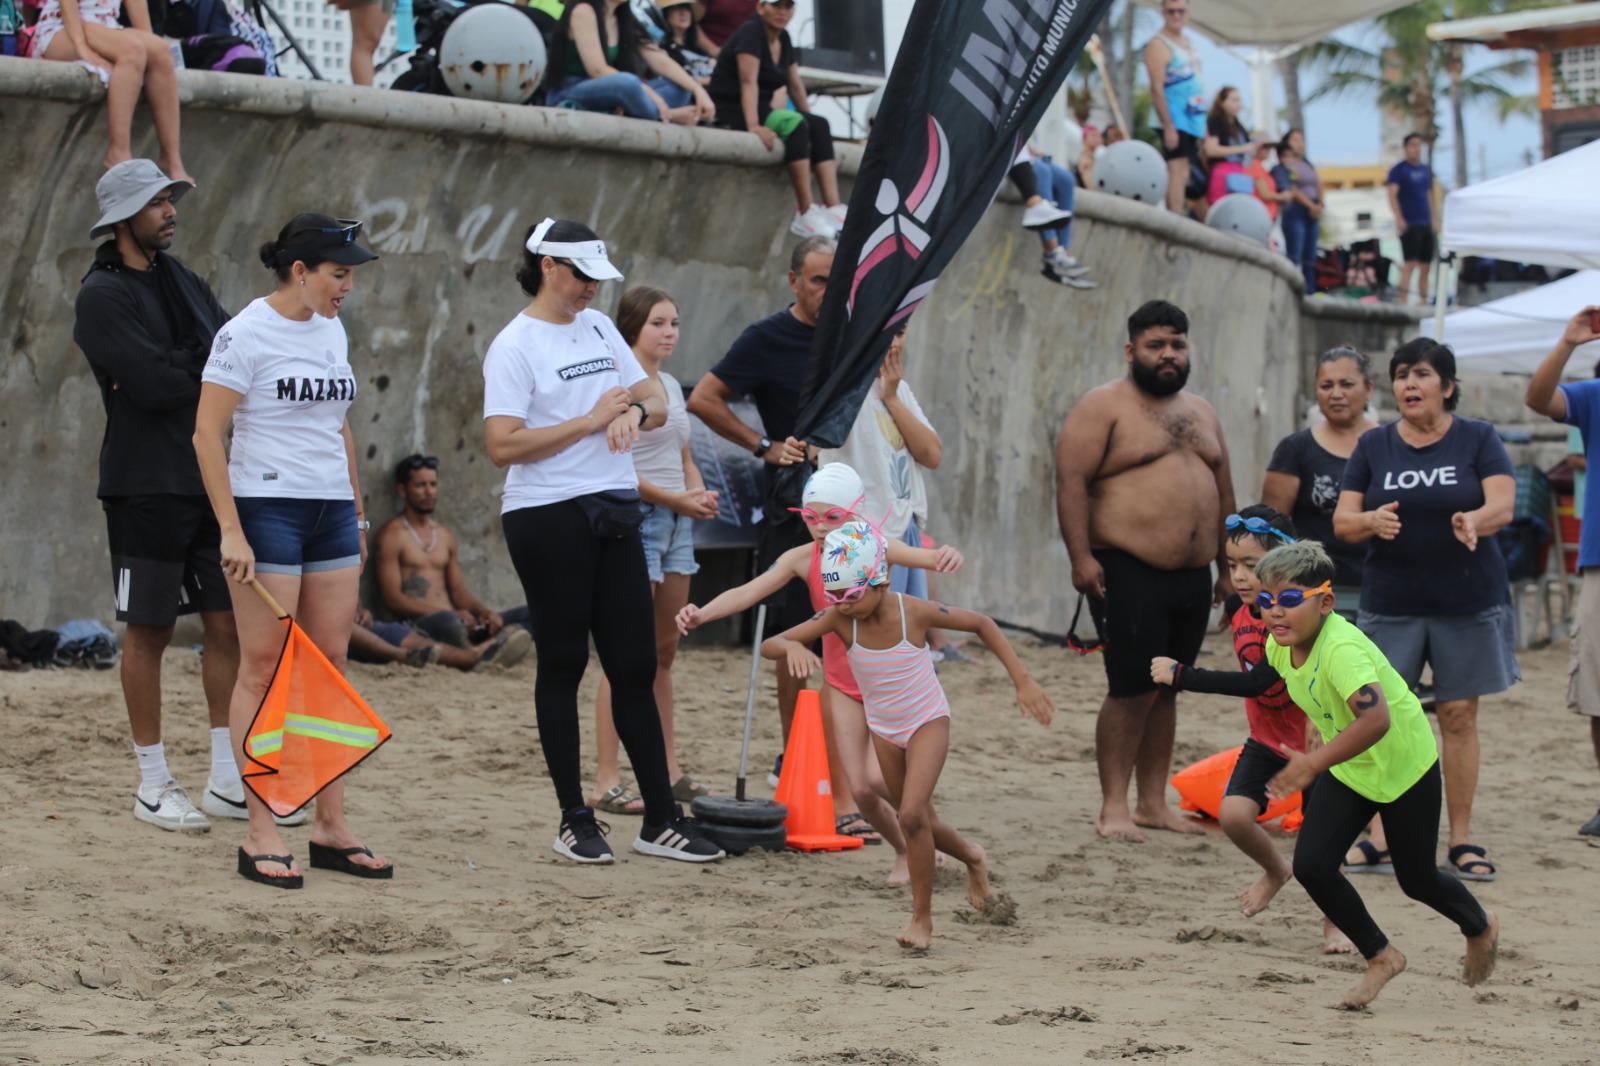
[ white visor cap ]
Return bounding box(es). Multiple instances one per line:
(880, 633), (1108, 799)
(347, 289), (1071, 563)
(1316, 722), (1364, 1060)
(525, 217), (624, 282)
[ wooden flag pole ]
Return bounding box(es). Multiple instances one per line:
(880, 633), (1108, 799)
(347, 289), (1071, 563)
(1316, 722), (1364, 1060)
(249, 579), (291, 620)
(1087, 35), (1129, 137)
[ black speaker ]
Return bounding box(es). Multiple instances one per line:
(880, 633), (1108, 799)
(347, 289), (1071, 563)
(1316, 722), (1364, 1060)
(809, 0), (884, 76)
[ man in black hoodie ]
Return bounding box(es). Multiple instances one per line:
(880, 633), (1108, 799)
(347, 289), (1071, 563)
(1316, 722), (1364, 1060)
(76, 161), (301, 834)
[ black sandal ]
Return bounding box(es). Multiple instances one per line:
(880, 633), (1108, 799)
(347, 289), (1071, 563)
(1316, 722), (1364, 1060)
(835, 813), (883, 845)
(308, 840), (394, 879)
(1343, 839), (1393, 875)
(237, 847), (303, 889)
(1445, 843), (1497, 882)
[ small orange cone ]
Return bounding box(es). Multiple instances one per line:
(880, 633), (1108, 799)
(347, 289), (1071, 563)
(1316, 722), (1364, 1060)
(773, 689), (863, 852)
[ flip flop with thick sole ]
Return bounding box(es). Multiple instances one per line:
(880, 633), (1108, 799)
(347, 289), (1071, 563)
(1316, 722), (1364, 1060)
(835, 813), (883, 845)
(1443, 843), (1497, 882)
(308, 841), (394, 879)
(1344, 839), (1393, 875)
(237, 847), (303, 889)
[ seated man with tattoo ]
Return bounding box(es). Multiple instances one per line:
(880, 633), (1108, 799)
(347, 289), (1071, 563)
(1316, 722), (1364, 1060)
(374, 455), (530, 645)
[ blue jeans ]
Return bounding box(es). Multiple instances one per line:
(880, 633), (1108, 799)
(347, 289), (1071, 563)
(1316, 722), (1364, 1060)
(547, 72), (691, 120)
(1032, 158), (1075, 246)
(1281, 205), (1318, 293)
(890, 517), (930, 599)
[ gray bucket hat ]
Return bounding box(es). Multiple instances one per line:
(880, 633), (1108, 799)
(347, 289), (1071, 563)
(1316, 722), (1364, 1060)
(90, 160), (193, 240)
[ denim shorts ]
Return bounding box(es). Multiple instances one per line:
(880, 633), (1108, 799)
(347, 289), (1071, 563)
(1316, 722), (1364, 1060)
(639, 502), (698, 583)
(235, 498), (360, 576)
(1358, 604), (1520, 703)
(889, 517), (929, 599)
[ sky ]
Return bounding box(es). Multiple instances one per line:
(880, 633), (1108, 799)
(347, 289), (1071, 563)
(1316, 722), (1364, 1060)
(787, 0), (1542, 186)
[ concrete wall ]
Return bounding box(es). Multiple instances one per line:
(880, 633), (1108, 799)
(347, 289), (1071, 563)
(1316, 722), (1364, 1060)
(0, 60), (1410, 633)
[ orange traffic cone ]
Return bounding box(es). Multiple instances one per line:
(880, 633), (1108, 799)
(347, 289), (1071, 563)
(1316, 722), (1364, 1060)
(773, 689), (863, 852)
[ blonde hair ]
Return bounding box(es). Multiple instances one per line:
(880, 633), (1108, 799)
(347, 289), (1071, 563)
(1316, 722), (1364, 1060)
(1254, 541), (1335, 589)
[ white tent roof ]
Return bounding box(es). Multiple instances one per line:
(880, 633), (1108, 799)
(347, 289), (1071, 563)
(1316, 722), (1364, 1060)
(1440, 140), (1600, 271)
(1139, 0), (1418, 47)
(1447, 271), (1600, 374)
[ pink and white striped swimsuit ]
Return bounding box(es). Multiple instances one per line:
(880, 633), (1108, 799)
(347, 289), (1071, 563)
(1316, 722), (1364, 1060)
(846, 593), (951, 748)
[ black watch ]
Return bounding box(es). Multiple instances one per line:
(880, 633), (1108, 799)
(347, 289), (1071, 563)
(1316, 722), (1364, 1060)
(754, 436), (773, 458)
(630, 401), (647, 426)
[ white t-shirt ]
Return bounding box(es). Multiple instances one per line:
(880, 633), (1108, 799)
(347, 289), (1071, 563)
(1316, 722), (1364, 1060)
(202, 297), (356, 500)
(482, 309), (647, 513)
(630, 371), (690, 493)
(819, 380), (932, 539)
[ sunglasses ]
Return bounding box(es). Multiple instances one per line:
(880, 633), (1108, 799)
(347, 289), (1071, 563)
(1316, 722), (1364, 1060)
(401, 454), (439, 471)
(822, 583), (875, 605)
(1226, 514), (1295, 543)
(788, 493), (865, 526)
(1256, 582), (1332, 611)
(553, 258), (598, 284)
(1163, 6), (1188, 15)
(293, 218), (364, 244)
(1066, 594), (1106, 655)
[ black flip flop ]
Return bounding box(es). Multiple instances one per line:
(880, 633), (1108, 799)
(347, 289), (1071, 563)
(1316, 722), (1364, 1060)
(309, 840), (394, 879)
(237, 847), (303, 889)
(835, 813), (883, 845)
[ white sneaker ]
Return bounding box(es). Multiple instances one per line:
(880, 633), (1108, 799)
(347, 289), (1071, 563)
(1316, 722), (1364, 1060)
(1045, 247), (1091, 278)
(824, 203), (847, 229)
(134, 782), (210, 833)
(200, 775), (310, 827)
(789, 204), (838, 239)
(1041, 259), (1097, 289)
(1021, 200), (1071, 230)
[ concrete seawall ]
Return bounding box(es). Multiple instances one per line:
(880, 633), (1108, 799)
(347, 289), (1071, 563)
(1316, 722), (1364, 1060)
(0, 59), (1415, 633)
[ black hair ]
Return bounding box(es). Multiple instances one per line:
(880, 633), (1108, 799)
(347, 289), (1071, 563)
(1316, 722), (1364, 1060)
(1229, 502), (1297, 551)
(552, 0), (648, 80)
(394, 454), (438, 485)
(1390, 336), (1460, 411)
(1591, 358), (1600, 380)
(259, 212), (336, 282)
(1317, 345), (1374, 384)
(516, 219), (602, 297)
(1127, 299), (1188, 342)
(1277, 127), (1304, 157)
(1403, 131), (1424, 147)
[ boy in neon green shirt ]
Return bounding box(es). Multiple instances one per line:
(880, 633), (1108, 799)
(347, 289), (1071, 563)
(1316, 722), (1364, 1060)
(1252, 541), (1498, 1009)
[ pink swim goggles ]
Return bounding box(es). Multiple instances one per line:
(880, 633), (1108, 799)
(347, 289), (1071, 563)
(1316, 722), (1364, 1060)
(788, 493), (865, 526)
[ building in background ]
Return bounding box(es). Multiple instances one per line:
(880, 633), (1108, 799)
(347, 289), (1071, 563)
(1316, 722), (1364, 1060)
(269, 0), (399, 85)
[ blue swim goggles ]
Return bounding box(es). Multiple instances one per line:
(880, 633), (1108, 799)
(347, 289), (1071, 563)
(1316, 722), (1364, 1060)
(1225, 514), (1295, 543)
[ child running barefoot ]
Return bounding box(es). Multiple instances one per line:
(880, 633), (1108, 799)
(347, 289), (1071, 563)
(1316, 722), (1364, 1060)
(1215, 540), (1497, 1009)
(761, 522), (1054, 950)
(1150, 506), (1354, 955)
(678, 464), (963, 884)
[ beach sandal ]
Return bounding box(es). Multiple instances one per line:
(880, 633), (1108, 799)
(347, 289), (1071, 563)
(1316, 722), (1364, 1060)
(308, 841), (394, 879)
(1343, 840), (1393, 875)
(404, 645), (438, 668)
(1444, 843), (1497, 882)
(671, 775), (710, 803)
(237, 847), (303, 890)
(594, 784), (646, 816)
(835, 813), (883, 845)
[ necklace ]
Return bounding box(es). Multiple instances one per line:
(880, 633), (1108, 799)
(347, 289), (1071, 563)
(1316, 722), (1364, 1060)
(402, 515), (438, 553)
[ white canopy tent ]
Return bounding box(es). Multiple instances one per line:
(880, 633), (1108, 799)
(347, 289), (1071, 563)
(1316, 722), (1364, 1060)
(1445, 271), (1600, 373)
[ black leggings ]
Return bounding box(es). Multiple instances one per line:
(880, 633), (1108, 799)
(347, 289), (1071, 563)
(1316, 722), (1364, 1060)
(503, 500), (675, 825)
(1008, 159), (1039, 201)
(783, 111), (835, 166)
(1293, 761), (1487, 959)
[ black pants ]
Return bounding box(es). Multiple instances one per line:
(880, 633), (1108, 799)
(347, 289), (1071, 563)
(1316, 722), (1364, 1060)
(1293, 761), (1487, 959)
(1007, 159), (1039, 201)
(503, 501), (675, 825)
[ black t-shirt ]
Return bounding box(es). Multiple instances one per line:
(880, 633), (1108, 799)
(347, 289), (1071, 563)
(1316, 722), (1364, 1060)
(1205, 114), (1249, 148)
(1341, 418), (1515, 616)
(708, 17), (792, 124)
(709, 307), (812, 448)
(1267, 428), (1364, 587)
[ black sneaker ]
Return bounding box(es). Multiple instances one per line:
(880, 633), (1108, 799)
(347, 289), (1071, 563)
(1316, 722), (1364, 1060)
(633, 810), (725, 863)
(553, 807), (614, 864)
(1580, 808), (1600, 838)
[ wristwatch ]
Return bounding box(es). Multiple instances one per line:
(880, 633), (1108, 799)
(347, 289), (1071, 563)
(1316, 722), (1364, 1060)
(630, 401), (648, 426)
(356, 519), (371, 532)
(753, 436), (773, 458)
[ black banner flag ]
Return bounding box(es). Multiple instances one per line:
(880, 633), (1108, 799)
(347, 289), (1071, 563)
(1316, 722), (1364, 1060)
(780, 0), (1112, 507)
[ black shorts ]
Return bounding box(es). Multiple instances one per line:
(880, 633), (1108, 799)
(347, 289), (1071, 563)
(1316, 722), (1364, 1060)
(1225, 737), (1289, 812)
(1162, 129), (1200, 163)
(1399, 226), (1436, 263)
(757, 513), (816, 639)
(104, 494), (232, 626)
(1091, 548), (1211, 698)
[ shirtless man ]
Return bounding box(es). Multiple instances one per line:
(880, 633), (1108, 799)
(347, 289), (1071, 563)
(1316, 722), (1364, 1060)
(1056, 300), (1235, 842)
(374, 455), (529, 645)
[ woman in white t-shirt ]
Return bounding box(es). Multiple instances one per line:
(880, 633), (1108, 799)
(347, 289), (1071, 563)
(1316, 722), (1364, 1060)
(194, 213), (392, 889)
(590, 286), (720, 815)
(483, 218), (723, 866)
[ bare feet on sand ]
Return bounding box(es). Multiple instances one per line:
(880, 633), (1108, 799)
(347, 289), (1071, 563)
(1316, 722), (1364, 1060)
(1239, 865), (1291, 917)
(1322, 920), (1357, 955)
(897, 915), (933, 951)
(1133, 803), (1205, 836)
(1463, 911), (1499, 987)
(887, 854), (911, 886)
(965, 846), (993, 911)
(1338, 944), (1405, 1009)
(1095, 806), (1146, 843)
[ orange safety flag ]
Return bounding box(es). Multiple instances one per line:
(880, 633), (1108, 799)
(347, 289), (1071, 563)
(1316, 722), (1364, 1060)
(241, 582), (392, 817)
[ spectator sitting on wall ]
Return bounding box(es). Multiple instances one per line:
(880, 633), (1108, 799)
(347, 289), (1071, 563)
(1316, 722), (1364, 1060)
(546, 0), (714, 125)
(1248, 140), (1287, 222)
(708, 0), (845, 239)
(374, 454), (532, 647)
(1020, 140), (1096, 289)
(1073, 123), (1103, 190)
(34, 0), (190, 180)
(348, 605), (531, 671)
(1104, 123), (1125, 146)
(657, 0), (717, 84)
(695, 0), (752, 47)
(326, 0), (391, 87)
(1387, 132), (1439, 305)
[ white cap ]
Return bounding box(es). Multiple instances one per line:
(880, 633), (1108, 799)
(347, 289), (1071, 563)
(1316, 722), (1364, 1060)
(524, 217), (623, 282)
(803, 462), (864, 509)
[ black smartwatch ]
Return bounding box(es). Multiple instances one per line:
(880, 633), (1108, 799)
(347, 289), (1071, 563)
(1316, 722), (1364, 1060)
(753, 435), (773, 458)
(630, 401), (647, 426)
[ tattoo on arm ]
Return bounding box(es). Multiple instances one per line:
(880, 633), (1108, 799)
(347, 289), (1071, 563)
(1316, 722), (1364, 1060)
(936, 604), (950, 615)
(1353, 684), (1381, 711)
(810, 610), (826, 621)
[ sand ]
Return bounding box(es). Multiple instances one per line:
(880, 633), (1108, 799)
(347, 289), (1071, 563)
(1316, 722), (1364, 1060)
(2, 631), (1597, 1065)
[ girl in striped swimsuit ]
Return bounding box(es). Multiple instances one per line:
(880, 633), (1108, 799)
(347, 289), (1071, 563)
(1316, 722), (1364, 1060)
(762, 521), (1055, 951)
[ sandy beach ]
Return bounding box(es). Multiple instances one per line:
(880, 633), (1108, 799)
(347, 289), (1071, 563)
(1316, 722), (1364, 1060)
(2, 630), (1596, 1065)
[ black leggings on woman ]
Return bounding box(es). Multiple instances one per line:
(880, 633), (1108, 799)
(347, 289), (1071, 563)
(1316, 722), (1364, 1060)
(1293, 760), (1487, 959)
(503, 500), (675, 826)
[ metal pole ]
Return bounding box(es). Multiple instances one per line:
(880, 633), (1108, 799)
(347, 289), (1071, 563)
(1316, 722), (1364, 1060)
(1432, 252), (1452, 340)
(256, 0), (325, 81)
(734, 603), (767, 802)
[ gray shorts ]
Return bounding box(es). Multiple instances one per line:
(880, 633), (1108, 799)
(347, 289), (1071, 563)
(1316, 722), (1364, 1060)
(1568, 569), (1600, 717)
(1358, 604), (1520, 704)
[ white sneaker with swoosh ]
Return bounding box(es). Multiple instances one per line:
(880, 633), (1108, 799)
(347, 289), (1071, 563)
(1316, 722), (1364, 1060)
(201, 776), (310, 827)
(134, 782), (210, 833)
